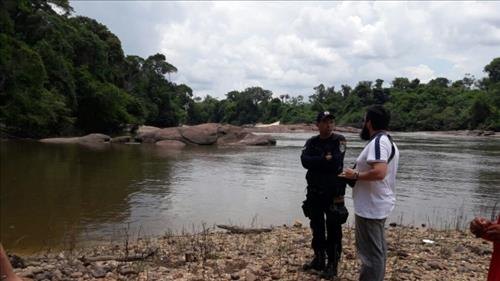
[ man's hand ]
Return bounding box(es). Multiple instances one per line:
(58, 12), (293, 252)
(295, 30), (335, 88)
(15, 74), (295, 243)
(485, 224), (500, 241)
(338, 168), (357, 179)
(470, 217), (491, 237)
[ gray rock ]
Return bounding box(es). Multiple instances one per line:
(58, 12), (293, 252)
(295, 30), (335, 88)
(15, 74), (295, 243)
(110, 136), (132, 143)
(90, 265), (107, 278)
(155, 139), (186, 148)
(34, 271), (53, 281)
(118, 266), (138, 275)
(237, 133), (276, 146)
(40, 133), (110, 144)
(179, 123), (219, 145)
(70, 272), (83, 278)
(427, 261), (445, 270)
(216, 125), (246, 145)
(137, 125), (161, 135)
(245, 271), (257, 281)
(53, 269), (63, 280)
(454, 245), (465, 253)
(483, 130), (495, 136)
(136, 127), (183, 143)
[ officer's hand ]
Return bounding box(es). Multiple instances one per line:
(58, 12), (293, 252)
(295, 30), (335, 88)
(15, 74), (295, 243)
(325, 152), (332, 161)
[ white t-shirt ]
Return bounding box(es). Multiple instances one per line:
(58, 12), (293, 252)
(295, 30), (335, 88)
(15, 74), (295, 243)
(352, 133), (399, 219)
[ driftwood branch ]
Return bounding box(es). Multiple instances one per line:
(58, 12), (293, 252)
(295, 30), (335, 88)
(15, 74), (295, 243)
(217, 225), (272, 234)
(80, 248), (157, 265)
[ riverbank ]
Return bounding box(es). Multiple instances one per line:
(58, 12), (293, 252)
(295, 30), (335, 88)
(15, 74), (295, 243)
(9, 224), (492, 281)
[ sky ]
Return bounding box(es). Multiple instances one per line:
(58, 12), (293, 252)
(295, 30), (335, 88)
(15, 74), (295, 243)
(70, 1), (500, 99)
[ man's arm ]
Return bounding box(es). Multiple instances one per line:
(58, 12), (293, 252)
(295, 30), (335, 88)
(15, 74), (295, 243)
(340, 162), (387, 181)
(339, 135), (390, 181)
(358, 162), (387, 181)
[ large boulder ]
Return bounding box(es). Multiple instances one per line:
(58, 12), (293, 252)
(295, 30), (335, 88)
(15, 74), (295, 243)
(237, 133), (276, 146)
(137, 127), (182, 143)
(40, 133), (110, 144)
(137, 125), (161, 135)
(216, 124), (247, 145)
(110, 136), (132, 143)
(156, 140), (186, 149)
(179, 123), (219, 145)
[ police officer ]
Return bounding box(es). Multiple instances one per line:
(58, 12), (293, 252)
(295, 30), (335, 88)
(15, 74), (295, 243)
(301, 111), (348, 279)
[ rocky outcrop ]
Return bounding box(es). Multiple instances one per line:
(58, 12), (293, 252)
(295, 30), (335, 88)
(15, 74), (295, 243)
(137, 127), (183, 144)
(110, 136), (132, 143)
(467, 130), (495, 136)
(216, 125), (247, 145)
(155, 140), (186, 148)
(179, 123), (219, 145)
(135, 124), (276, 147)
(237, 134), (277, 146)
(37, 124), (281, 147)
(40, 134), (110, 144)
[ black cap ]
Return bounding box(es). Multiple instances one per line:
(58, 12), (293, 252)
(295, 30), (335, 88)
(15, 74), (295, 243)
(316, 111), (335, 123)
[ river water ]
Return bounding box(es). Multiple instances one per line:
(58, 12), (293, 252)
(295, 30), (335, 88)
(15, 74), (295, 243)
(1, 132), (499, 253)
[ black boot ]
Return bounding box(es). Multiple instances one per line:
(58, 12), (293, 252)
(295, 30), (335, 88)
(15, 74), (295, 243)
(320, 260), (338, 279)
(302, 251), (325, 271)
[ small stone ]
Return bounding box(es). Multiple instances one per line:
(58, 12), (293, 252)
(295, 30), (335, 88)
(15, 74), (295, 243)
(185, 251), (197, 262)
(57, 252), (65, 260)
(118, 266), (138, 275)
(428, 261), (445, 270)
(8, 254), (26, 268)
(397, 250), (409, 258)
(293, 220), (303, 228)
(91, 265), (107, 278)
(458, 265), (470, 273)
(53, 269), (63, 279)
(246, 271), (257, 281)
(70, 272), (83, 278)
(34, 271), (52, 281)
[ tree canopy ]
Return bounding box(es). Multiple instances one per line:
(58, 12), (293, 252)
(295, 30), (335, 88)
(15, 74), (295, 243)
(1, 0), (498, 137)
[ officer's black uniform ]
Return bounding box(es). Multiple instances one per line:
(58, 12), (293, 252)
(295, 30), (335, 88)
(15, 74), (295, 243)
(301, 132), (347, 277)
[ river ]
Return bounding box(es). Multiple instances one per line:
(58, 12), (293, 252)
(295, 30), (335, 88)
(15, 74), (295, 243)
(1, 132), (499, 253)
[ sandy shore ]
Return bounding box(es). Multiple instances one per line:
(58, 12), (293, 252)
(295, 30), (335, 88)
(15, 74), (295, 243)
(10, 224), (493, 281)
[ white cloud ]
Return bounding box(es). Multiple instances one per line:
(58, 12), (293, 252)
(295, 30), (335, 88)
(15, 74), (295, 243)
(402, 65), (436, 83)
(72, 1), (500, 98)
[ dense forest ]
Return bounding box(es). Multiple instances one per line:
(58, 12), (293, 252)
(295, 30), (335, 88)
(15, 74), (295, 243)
(1, 0), (499, 138)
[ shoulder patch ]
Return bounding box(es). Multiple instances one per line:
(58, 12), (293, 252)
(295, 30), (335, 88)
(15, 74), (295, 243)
(339, 140), (346, 153)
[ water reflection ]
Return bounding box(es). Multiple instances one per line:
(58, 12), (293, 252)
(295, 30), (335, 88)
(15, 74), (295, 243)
(0, 141), (176, 253)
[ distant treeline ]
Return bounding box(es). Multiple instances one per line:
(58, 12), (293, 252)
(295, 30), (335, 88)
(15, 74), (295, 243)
(1, 0), (499, 138)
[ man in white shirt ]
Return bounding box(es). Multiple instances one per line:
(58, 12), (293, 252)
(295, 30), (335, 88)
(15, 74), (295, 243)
(339, 105), (399, 281)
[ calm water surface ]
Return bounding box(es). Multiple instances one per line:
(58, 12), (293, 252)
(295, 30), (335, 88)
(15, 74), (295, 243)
(1, 132), (499, 253)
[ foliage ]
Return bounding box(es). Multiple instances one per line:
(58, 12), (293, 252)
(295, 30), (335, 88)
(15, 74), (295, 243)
(0, 0), (193, 137)
(1, 0), (498, 137)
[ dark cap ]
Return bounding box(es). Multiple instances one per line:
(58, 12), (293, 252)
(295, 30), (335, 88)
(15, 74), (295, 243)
(316, 111), (335, 123)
